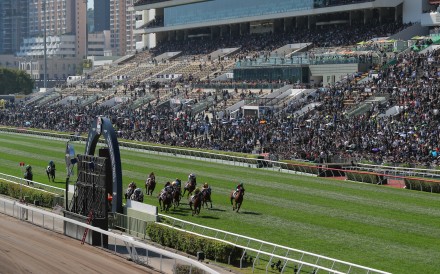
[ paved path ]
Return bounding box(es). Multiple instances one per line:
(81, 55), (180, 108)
(0, 213), (159, 274)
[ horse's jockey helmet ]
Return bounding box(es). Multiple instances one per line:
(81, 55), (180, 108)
(49, 160), (53, 165)
(204, 183), (208, 188)
(240, 183), (243, 186)
(26, 165), (32, 171)
(134, 188), (142, 195)
(189, 173), (195, 178)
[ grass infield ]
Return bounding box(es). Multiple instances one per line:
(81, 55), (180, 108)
(1, 132), (440, 273)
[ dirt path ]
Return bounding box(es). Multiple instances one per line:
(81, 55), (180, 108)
(0, 213), (158, 274)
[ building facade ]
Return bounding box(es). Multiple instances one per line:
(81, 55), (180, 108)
(133, 0), (432, 44)
(110, 0), (137, 56)
(94, 0), (110, 32)
(0, 0), (29, 55)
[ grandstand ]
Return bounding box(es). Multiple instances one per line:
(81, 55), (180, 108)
(3, 0), (440, 167)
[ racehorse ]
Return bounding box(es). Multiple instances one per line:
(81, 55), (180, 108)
(145, 176), (156, 196)
(24, 170), (33, 186)
(182, 180), (196, 198)
(125, 182), (136, 200)
(230, 188), (244, 212)
(201, 188), (212, 209)
(158, 191), (172, 212)
(189, 192), (202, 216)
(46, 165), (55, 182)
(172, 187), (181, 209)
(130, 188), (144, 202)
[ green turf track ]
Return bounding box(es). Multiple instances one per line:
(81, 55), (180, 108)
(1, 132), (440, 274)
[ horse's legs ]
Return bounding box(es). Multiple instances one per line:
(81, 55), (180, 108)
(236, 201), (241, 213)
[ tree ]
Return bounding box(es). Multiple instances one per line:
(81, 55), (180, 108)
(0, 68), (34, 95)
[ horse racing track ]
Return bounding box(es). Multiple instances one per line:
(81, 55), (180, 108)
(1, 132), (440, 274)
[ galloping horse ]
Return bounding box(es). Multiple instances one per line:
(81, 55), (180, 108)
(182, 180), (196, 198)
(158, 191), (172, 212)
(145, 176), (156, 196)
(172, 187), (181, 209)
(189, 192), (202, 216)
(125, 182), (136, 200)
(201, 188), (212, 209)
(230, 188), (244, 212)
(46, 165), (55, 182)
(24, 169), (33, 186)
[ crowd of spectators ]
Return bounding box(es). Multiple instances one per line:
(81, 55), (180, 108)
(151, 22), (409, 58)
(3, 19), (440, 167)
(2, 46), (440, 167)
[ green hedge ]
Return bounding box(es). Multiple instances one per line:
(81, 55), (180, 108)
(345, 171), (385, 184)
(0, 179), (57, 207)
(146, 223), (243, 264)
(174, 264), (204, 274)
(280, 161), (318, 175)
(404, 177), (440, 193)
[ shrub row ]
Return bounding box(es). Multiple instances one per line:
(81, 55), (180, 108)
(404, 177), (440, 193)
(282, 161), (318, 175)
(0, 179), (57, 207)
(174, 264), (204, 274)
(146, 222), (243, 264)
(346, 171), (387, 185)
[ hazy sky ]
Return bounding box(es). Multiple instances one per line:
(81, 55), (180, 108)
(88, 0), (94, 9)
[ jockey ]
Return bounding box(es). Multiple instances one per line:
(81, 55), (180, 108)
(161, 182), (173, 195)
(202, 182), (211, 195)
(125, 181), (136, 199)
(234, 183), (245, 196)
(49, 160), (55, 169)
(24, 165), (33, 182)
(148, 172), (155, 182)
(172, 178), (181, 189)
(190, 188), (201, 203)
(128, 181), (136, 189)
(188, 173), (197, 185)
(131, 188), (144, 202)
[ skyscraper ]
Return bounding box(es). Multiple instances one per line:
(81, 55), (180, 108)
(110, 0), (136, 56)
(94, 0), (110, 32)
(0, 0), (29, 54)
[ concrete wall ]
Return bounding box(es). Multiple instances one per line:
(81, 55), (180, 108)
(125, 199), (158, 222)
(309, 63), (361, 86)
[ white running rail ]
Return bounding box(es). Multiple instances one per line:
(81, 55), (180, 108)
(159, 214), (391, 274)
(0, 196), (219, 274)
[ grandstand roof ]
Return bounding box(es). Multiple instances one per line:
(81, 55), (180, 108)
(135, 0), (404, 34)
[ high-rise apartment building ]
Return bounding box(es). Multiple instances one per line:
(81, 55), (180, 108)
(110, 0), (136, 56)
(0, 0), (29, 54)
(94, 0), (110, 32)
(27, 0), (87, 59)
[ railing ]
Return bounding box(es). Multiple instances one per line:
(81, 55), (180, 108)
(2, 127), (440, 184)
(158, 214), (391, 274)
(0, 172), (65, 199)
(0, 196), (219, 274)
(107, 211), (391, 273)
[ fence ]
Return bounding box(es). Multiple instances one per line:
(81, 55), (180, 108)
(0, 196), (219, 274)
(106, 212), (391, 273)
(2, 127), (440, 192)
(156, 214), (391, 274)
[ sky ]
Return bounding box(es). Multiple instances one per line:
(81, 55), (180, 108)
(88, 0), (94, 9)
